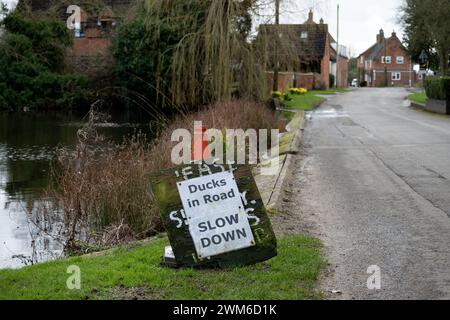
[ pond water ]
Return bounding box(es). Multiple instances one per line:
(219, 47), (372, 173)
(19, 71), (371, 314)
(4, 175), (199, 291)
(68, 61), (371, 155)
(0, 110), (154, 269)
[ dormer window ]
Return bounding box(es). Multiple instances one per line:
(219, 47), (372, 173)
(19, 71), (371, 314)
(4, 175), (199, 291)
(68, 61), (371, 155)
(301, 31), (308, 39)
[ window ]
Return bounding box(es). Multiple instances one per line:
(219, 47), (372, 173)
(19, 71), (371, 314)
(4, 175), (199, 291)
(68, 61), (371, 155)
(392, 72), (401, 81)
(74, 22), (83, 38)
(381, 56), (392, 64)
(301, 31), (308, 39)
(396, 56), (404, 64)
(361, 56), (364, 64)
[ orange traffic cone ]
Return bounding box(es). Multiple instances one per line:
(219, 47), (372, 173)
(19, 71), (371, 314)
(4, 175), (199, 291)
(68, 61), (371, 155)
(192, 124), (209, 161)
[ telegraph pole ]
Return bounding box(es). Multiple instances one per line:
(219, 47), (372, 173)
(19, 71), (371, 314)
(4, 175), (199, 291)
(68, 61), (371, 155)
(336, 4), (340, 88)
(273, 0), (280, 92)
(409, 55), (412, 87)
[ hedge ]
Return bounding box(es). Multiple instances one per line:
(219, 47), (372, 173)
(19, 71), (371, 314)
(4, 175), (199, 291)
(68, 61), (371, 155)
(424, 77), (450, 100)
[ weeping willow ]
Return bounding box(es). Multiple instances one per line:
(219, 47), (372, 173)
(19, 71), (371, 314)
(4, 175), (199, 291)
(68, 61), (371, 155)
(137, 0), (266, 109)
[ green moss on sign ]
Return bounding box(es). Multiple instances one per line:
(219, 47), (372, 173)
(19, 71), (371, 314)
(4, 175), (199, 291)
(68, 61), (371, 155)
(150, 163), (277, 268)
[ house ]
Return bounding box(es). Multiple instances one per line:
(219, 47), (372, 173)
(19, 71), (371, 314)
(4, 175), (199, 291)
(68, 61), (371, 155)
(357, 29), (416, 87)
(17, 0), (132, 79)
(257, 10), (348, 91)
(331, 42), (350, 88)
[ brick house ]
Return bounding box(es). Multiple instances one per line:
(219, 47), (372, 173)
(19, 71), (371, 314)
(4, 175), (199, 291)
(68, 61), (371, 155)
(17, 0), (132, 79)
(258, 10), (349, 91)
(357, 29), (416, 87)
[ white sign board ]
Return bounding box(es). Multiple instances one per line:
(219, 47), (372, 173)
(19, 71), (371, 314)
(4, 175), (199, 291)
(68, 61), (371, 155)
(177, 171), (255, 259)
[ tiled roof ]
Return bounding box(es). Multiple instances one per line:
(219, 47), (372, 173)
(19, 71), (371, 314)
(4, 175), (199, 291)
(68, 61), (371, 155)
(258, 23), (329, 61)
(18, 0), (132, 12)
(359, 42), (384, 60)
(359, 32), (405, 60)
(368, 43), (384, 60)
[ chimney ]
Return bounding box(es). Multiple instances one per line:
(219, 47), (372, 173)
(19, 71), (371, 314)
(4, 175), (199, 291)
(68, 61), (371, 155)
(306, 9), (314, 24)
(320, 18), (324, 24)
(391, 30), (397, 38)
(377, 29), (385, 43)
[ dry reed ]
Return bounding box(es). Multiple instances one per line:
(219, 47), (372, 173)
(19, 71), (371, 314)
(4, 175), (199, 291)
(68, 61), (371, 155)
(32, 100), (276, 252)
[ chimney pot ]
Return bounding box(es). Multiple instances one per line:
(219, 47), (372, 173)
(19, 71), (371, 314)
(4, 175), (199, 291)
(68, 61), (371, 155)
(306, 9), (314, 24)
(378, 29), (385, 43)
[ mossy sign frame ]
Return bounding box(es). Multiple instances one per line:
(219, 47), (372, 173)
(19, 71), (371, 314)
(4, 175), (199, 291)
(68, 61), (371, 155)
(150, 163), (277, 268)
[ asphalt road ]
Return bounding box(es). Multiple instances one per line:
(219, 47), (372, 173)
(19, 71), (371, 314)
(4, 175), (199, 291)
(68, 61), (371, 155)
(292, 88), (450, 299)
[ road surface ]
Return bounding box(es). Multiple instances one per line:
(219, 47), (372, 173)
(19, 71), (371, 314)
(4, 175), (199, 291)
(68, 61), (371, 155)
(288, 88), (450, 299)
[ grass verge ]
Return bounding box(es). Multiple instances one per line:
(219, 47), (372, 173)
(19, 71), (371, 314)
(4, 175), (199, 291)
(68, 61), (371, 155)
(0, 234), (324, 300)
(408, 92), (427, 105)
(282, 92), (326, 111)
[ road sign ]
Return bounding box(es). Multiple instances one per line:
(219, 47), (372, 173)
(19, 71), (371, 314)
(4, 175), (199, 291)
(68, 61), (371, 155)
(177, 171), (255, 259)
(151, 163), (277, 268)
(419, 50), (429, 64)
(419, 50), (429, 70)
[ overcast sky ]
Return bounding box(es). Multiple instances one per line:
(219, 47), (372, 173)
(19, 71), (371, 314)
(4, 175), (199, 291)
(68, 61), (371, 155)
(258, 0), (405, 56)
(3, 0), (16, 9)
(3, 0), (405, 56)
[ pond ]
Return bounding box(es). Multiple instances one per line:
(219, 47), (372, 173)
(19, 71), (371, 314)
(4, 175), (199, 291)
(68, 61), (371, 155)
(0, 110), (154, 269)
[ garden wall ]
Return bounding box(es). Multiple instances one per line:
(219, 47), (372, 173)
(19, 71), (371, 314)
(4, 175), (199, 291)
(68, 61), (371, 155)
(266, 71), (322, 93)
(424, 77), (450, 114)
(425, 99), (450, 115)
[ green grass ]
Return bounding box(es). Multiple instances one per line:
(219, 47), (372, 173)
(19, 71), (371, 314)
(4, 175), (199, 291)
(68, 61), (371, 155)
(279, 110), (297, 121)
(281, 88), (348, 111)
(282, 92), (326, 111)
(408, 92), (427, 105)
(0, 234), (324, 300)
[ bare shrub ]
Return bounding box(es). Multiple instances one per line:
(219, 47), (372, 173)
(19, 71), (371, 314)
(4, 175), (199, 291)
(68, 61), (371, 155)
(34, 100), (276, 252)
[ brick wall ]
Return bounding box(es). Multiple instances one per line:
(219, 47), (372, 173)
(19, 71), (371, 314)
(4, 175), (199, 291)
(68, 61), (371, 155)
(70, 37), (111, 56)
(266, 72), (325, 93)
(372, 70), (417, 87)
(266, 72), (294, 93)
(66, 37), (113, 82)
(337, 57), (348, 87)
(319, 39), (331, 89)
(370, 35), (410, 71)
(295, 73), (314, 90)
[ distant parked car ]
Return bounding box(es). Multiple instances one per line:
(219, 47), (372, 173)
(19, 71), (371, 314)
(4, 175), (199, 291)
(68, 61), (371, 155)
(351, 79), (358, 87)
